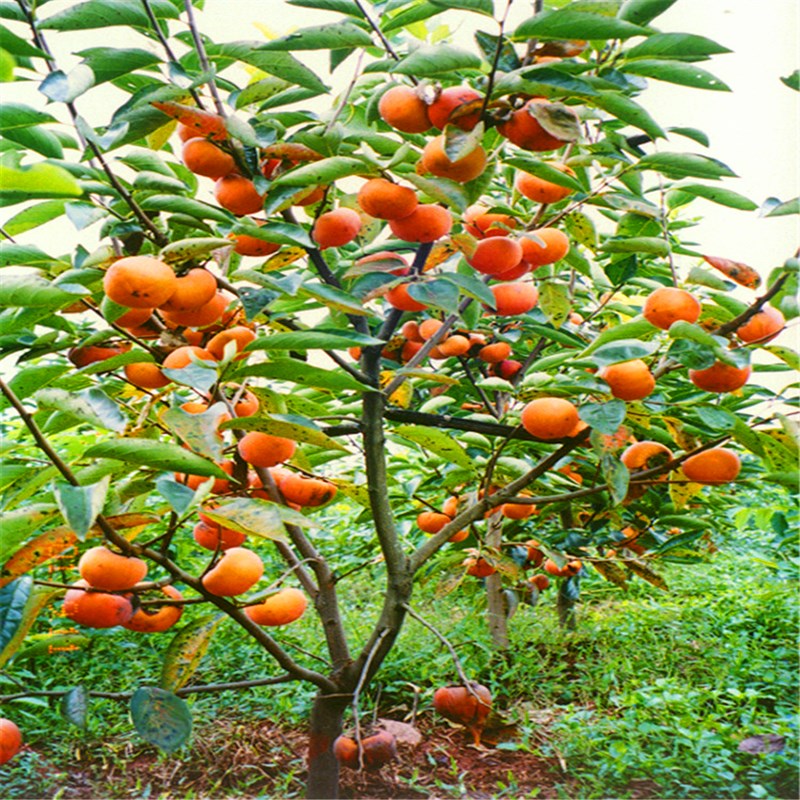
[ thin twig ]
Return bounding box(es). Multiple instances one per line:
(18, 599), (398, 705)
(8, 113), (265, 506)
(183, 0), (225, 116)
(352, 627), (391, 762)
(402, 604), (472, 687)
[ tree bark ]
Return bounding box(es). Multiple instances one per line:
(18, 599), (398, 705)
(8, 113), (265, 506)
(485, 514), (509, 649)
(306, 691), (349, 799)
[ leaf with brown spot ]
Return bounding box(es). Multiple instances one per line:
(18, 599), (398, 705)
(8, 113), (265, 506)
(626, 559), (669, 591)
(702, 255), (761, 289)
(424, 241), (459, 271)
(0, 526), (78, 589)
(261, 143), (322, 162)
(590, 559), (629, 588)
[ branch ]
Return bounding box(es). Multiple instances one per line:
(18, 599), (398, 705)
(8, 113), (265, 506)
(402, 604), (472, 687)
(0, 377), (335, 692)
(183, 0), (225, 116)
(712, 273), (790, 338)
(480, 0), (515, 119)
(351, 627), (391, 759)
(352, 0), (407, 72)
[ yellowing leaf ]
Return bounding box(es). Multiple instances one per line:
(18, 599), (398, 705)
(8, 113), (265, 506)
(626, 559), (669, 591)
(662, 417), (699, 451)
(670, 472), (704, 509)
(160, 615), (223, 693)
(146, 120), (177, 151)
(264, 247), (306, 271)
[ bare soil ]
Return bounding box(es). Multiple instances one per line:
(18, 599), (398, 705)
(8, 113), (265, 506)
(16, 714), (666, 799)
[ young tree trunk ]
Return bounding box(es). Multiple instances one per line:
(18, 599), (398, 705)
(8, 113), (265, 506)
(485, 514), (509, 649)
(557, 576), (578, 631)
(306, 691), (349, 799)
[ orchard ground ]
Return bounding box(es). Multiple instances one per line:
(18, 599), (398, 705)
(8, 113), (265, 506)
(4, 525), (797, 800)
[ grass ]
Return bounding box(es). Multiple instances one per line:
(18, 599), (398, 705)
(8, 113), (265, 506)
(1, 528), (797, 798)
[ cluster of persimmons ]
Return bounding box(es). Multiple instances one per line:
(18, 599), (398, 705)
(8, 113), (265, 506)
(56, 80), (786, 665)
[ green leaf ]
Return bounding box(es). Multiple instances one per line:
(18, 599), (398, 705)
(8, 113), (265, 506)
(61, 686), (89, 730)
(593, 90), (665, 139)
(83, 439), (230, 478)
(159, 237), (234, 264)
(161, 404), (227, 462)
(392, 45), (482, 77)
(247, 329), (384, 351)
(623, 59), (730, 91)
(273, 156), (376, 187)
(602, 236), (670, 256)
(0, 162), (83, 204)
(138, 195), (232, 223)
(505, 157), (583, 191)
(618, 0), (678, 25)
(76, 47), (161, 86)
(287, 0), (366, 16)
(392, 424), (474, 470)
(15, 632), (90, 663)
(222, 414), (349, 453)
(40, 0), (179, 31)
(36, 387), (127, 432)
(442, 272), (495, 306)
(538, 281), (571, 328)
(155, 476), (199, 516)
(160, 615), (222, 693)
(590, 339), (659, 366)
(299, 282), (374, 317)
(0, 102), (58, 130)
(764, 345), (800, 371)
(258, 21), (373, 51)
(430, 0), (494, 16)
(781, 69), (800, 92)
(602, 454), (630, 506)
(238, 359), (367, 392)
(0, 274), (86, 309)
(208, 41), (329, 94)
(0, 577), (31, 655)
(624, 32), (732, 60)
(402, 172), (470, 211)
(635, 152), (736, 180)
(0, 364), (69, 412)
(667, 126), (709, 147)
(0, 47), (13, 81)
(199, 497), (317, 542)
(408, 280), (461, 313)
(39, 64), (95, 103)
(580, 400), (627, 435)
(474, 30), (521, 73)
(0, 505), (60, 562)
(672, 183), (757, 211)
(0, 22), (47, 58)
(53, 477), (110, 541)
(580, 318), (657, 356)
(0, 585), (60, 669)
(765, 197), (799, 217)
(131, 687), (192, 754)
(513, 9), (648, 41)
(381, 2), (441, 33)
(2, 124), (65, 158)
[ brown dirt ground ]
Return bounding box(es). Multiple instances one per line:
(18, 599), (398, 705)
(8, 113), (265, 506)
(15, 713), (666, 800)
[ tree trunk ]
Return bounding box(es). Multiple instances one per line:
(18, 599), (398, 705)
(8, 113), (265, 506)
(485, 513), (509, 649)
(306, 691), (348, 799)
(557, 576), (578, 631)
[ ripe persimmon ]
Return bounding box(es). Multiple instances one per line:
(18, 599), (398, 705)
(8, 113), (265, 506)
(438, 334), (471, 357)
(417, 511), (451, 533)
(478, 341), (511, 363)
(245, 586), (307, 626)
(420, 136), (487, 183)
(500, 498), (535, 519)
(162, 345), (216, 370)
(389, 204), (453, 242)
(621, 440), (672, 475)
(428, 86), (483, 131)
(682, 448), (741, 484)
(159, 268), (218, 312)
(736, 305), (785, 343)
(312, 208), (362, 249)
(214, 174), (265, 216)
(79, 545), (148, 591)
(418, 318), (444, 340)
(599, 359), (656, 401)
(237, 431), (297, 468)
(468, 236), (523, 276)
(433, 684), (492, 745)
(515, 165), (576, 204)
(229, 223), (281, 257)
(181, 137), (235, 179)
(68, 342), (131, 368)
(104, 256), (177, 309)
(123, 585), (183, 633)
(529, 574), (550, 590)
(355, 251), (410, 276)
(193, 519), (246, 550)
(490, 282), (539, 316)
(544, 558), (582, 577)
(176, 460), (235, 495)
(642, 286), (701, 330)
(278, 473), (336, 507)
(124, 361), (171, 390)
(201, 547), (263, 596)
(385, 282), (428, 311)
(161, 291), (230, 328)
(0, 718), (22, 765)
(689, 361), (751, 393)
(114, 306), (154, 328)
(463, 206), (518, 238)
(464, 555), (496, 578)
(63, 580), (134, 628)
(378, 85), (431, 133)
(357, 178), (418, 220)
(497, 99), (571, 151)
(519, 228), (570, 268)
(520, 397), (579, 440)
(207, 326), (256, 360)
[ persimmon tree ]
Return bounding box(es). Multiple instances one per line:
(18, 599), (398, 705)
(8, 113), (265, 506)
(0, 0), (797, 797)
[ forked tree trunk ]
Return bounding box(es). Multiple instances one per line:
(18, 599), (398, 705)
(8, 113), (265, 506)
(306, 691), (349, 799)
